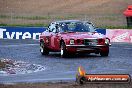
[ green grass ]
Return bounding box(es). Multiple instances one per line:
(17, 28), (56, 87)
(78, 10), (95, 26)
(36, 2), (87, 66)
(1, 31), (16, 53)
(0, 23), (132, 29)
(0, 15), (10, 19)
(0, 23), (48, 27)
(0, 15), (77, 20)
(0, 15), (51, 20)
(0, 15), (132, 29)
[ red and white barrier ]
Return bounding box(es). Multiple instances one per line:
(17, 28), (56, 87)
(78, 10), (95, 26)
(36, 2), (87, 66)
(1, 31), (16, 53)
(106, 29), (132, 43)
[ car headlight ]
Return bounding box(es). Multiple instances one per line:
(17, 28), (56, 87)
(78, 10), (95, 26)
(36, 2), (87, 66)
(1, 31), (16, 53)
(70, 39), (74, 45)
(105, 38), (109, 44)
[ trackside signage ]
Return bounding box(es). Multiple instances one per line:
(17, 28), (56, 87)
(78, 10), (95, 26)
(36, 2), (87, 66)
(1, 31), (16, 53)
(76, 66), (131, 84)
(0, 27), (46, 39)
(0, 27), (106, 39)
(106, 29), (132, 43)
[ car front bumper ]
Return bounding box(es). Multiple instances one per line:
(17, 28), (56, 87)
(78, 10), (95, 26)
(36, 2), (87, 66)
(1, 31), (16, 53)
(66, 44), (111, 53)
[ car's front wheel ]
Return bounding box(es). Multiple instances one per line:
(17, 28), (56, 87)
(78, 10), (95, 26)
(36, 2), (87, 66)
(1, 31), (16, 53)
(100, 47), (109, 57)
(40, 41), (49, 55)
(61, 42), (67, 58)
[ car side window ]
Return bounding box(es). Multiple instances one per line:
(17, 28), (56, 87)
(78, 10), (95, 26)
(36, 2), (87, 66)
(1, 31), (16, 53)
(52, 27), (56, 33)
(55, 24), (61, 33)
(86, 22), (95, 32)
(53, 24), (60, 33)
(48, 23), (56, 32)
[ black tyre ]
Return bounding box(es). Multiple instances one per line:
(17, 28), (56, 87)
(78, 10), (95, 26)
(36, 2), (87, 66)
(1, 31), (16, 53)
(100, 47), (109, 57)
(60, 42), (67, 58)
(40, 41), (49, 55)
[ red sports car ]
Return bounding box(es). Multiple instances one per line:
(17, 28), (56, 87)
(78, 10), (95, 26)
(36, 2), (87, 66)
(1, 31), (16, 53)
(39, 20), (111, 57)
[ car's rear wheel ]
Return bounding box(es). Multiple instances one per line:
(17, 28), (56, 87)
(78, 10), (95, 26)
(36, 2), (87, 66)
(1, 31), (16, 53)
(61, 42), (67, 58)
(100, 47), (109, 57)
(40, 41), (49, 55)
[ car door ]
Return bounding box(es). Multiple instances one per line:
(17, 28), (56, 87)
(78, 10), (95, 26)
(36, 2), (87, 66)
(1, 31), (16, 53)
(50, 24), (60, 50)
(45, 23), (56, 47)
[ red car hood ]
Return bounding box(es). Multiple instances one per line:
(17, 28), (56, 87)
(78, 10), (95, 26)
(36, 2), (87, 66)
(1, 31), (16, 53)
(60, 32), (106, 39)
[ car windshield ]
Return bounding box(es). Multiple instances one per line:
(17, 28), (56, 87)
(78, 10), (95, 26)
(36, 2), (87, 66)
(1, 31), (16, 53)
(59, 21), (95, 32)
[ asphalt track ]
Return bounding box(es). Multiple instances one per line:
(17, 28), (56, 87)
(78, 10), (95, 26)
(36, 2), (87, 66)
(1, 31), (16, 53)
(0, 39), (132, 84)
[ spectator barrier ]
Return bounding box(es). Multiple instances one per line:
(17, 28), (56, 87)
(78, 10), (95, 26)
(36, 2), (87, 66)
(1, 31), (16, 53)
(0, 27), (45, 39)
(0, 27), (132, 43)
(0, 27), (105, 40)
(106, 29), (132, 43)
